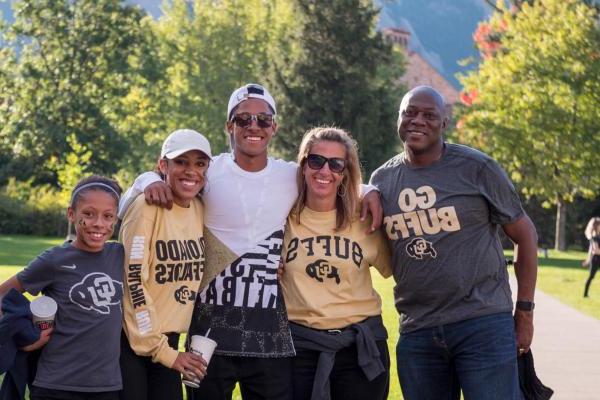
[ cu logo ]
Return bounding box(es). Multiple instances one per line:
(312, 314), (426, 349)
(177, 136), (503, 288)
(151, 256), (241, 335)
(175, 285), (197, 304)
(406, 237), (437, 260)
(88, 275), (117, 307)
(306, 259), (341, 285)
(69, 273), (123, 315)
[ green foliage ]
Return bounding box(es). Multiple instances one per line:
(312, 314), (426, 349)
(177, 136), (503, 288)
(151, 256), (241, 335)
(520, 195), (600, 250)
(53, 134), (92, 205)
(1, 0), (407, 185)
(458, 0), (600, 227)
(0, 0), (156, 186)
(0, 179), (66, 236)
(0, 0), (412, 196)
(268, 0), (406, 175)
(117, 0), (295, 172)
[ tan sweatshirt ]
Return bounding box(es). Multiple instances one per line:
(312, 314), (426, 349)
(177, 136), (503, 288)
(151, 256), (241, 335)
(281, 208), (392, 330)
(120, 196), (205, 368)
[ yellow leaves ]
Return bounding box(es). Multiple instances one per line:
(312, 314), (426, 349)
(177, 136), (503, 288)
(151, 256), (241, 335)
(511, 170), (523, 183)
(571, 60), (586, 76)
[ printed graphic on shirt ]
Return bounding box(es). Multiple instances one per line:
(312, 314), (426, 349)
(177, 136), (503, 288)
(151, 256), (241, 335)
(69, 272), (123, 315)
(154, 238), (206, 283)
(126, 235), (205, 333)
(406, 237), (437, 260)
(127, 235), (147, 309)
(306, 259), (341, 284)
(175, 285), (196, 304)
(199, 231), (283, 309)
(383, 185), (460, 259)
(285, 235), (364, 268)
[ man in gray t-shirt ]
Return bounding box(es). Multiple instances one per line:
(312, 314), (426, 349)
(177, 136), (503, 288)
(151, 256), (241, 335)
(370, 86), (538, 400)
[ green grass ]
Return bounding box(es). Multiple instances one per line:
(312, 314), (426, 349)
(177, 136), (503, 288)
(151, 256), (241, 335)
(0, 234), (64, 269)
(529, 249), (600, 319)
(372, 272), (401, 399)
(2, 235), (599, 399)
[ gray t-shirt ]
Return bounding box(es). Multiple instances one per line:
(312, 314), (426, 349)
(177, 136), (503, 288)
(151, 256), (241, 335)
(17, 242), (124, 392)
(370, 143), (524, 333)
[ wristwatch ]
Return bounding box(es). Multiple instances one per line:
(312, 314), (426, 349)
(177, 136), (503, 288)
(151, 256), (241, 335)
(515, 300), (535, 311)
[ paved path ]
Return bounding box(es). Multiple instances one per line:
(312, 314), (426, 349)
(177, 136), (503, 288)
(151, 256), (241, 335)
(512, 280), (600, 399)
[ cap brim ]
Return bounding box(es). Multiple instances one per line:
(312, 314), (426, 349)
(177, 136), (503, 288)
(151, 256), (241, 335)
(164, 148), (212, 159)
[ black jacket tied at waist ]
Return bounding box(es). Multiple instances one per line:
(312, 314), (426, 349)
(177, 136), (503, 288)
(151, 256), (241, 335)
(289, 315), (388, 400)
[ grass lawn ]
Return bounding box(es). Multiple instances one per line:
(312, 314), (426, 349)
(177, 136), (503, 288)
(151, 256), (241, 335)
(527, 249), (600, 320)
(1, 235), (599, 399)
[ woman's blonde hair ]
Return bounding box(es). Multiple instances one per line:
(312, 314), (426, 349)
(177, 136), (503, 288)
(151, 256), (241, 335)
(293, 126), (362, 230)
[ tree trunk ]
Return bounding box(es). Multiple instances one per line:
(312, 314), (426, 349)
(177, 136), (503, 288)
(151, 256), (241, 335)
(554, 197), (567, 251)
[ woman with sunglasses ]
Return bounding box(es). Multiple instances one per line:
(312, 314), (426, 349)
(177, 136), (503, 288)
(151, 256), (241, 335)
(280, 127), (392, 400)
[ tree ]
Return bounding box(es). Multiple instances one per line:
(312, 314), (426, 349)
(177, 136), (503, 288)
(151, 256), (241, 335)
(268, 0), (406, 176)
(458, 0), (600, 250)
(118, 0), (295, 172)
(483, 0), (600, 13)
(0, 0), (154, 186)
(483, 0), (535, 12)
(55, 135), (92, 238)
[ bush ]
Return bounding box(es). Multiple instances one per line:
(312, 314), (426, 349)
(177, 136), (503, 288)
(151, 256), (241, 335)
(0, 192), (67, 236)
(0, 181), (67, 236)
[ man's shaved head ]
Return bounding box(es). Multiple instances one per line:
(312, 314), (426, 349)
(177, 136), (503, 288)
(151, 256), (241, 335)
(399, 86), (446, 114)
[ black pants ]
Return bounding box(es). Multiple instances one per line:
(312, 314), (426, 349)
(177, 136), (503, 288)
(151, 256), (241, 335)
(292, 339), (390, 400)
(119, 331), (182, 400)
(584, 254), (600, 297)
(30, 386), (119, 400)
(186, 355), (293, 400)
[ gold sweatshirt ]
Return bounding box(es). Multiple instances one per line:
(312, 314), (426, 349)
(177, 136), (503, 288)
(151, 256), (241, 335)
(281, 208), (392, 330)
(120, 195), (205, 368)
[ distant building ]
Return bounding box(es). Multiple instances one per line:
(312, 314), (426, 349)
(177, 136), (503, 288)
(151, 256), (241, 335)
(383, 27), (460, 108)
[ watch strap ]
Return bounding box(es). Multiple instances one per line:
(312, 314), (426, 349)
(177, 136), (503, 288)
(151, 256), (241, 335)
(516, 300), (535, 311)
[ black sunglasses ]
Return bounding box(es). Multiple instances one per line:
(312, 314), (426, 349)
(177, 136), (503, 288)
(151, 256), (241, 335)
(306, 154), (346, 173)
(231, 112), (274, 128)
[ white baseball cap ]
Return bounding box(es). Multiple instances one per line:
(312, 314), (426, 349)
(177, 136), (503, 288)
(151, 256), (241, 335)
(161, 129), (212, 159)
(227, 83), (277, 120)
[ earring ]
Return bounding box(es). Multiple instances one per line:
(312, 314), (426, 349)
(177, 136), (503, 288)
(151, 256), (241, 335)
(337, 181), (347, 197)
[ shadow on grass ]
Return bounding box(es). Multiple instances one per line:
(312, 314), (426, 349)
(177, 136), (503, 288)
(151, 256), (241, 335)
(538, 256), (586, 270)
(506, 248), (587, 271)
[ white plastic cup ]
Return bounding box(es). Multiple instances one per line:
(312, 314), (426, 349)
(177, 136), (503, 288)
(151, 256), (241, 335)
(30, 296), (57, 330)
(182, 335), (218, 388)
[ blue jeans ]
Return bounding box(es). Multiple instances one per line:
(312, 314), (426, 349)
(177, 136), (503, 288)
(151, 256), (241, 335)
(396, 312), (522, 400)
